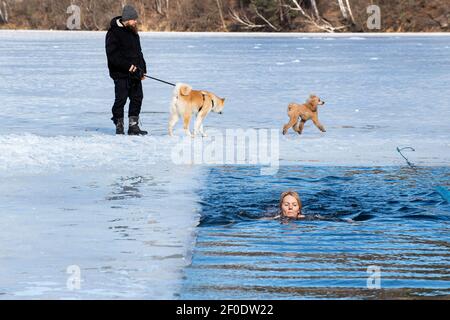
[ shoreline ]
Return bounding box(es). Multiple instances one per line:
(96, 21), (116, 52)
(0, 29), (449, 37)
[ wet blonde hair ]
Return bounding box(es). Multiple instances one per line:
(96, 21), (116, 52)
(279, 191), (303, 216)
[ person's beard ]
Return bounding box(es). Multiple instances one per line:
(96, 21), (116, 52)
(125, 23), (138, 34)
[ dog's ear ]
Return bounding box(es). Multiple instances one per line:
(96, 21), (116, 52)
(306, 95), (318, 112)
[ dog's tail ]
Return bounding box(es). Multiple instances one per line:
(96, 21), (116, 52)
(174, 83), (192, 98)
(170, 83), (192, 113)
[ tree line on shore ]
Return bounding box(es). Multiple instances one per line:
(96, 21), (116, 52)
(0, 0), (448, 32)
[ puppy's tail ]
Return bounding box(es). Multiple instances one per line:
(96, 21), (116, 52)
(174, 83), (192, 98)
(170, 83), (192, 113)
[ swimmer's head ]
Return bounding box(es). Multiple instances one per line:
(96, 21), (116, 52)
(279, 191), (303, 219)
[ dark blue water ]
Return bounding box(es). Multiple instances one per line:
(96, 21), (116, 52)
(180, 166), (450, 299)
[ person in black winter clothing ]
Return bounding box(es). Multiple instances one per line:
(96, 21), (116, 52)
(105, 4), (148, 135)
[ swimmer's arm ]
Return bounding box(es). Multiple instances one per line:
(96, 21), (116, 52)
(260, 215), (281, 221)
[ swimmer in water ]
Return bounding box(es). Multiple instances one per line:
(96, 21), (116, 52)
(267, 191), (355, 223)
(275, 191), (306, 220)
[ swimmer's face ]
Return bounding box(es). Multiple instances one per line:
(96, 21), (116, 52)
(281, 195), (301, 219)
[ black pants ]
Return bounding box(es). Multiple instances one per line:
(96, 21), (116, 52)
(111, 78), (143, 123)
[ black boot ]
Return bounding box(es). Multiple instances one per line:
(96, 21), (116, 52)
(114, 118), (125, 135)
(128, 116), (148, 136)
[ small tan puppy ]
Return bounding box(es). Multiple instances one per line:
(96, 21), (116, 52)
(169, 83), (225, 137)
(282, 95), (326, 135)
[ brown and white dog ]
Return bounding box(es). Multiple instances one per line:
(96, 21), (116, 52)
(168, 83), (225, 137)
(282, 95), (326, 135)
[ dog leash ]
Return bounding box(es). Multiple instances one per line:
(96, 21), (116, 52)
(396, 146), (450, 202)
(144, 75), (176, 87)
(397, 146), (416, 168)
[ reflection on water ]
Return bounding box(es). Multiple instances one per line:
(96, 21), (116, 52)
(181, 166), (450, 299)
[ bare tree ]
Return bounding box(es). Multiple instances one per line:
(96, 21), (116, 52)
(345, 0), (355, 24)
(230, 1), (281, 31)
(86, 0), (101, 30)
(0, 1), (8, 24)
(135, 0), (147, 30)
(310, 0), (320, 20)
(229, 9), (266, 30)
(337, 0), (355, 24)
(278, 0), (285, 24)
(252, 4), (281, 31)
(155, 0), (170, 15)
(337, 0), (348, 19)
(286, 0), (347, 32)
(215, 0), (228, 31)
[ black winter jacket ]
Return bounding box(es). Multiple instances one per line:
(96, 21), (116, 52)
(105, 17), (147, 80)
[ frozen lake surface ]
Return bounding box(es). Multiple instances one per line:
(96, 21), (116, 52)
(0, 31), (449, 299)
